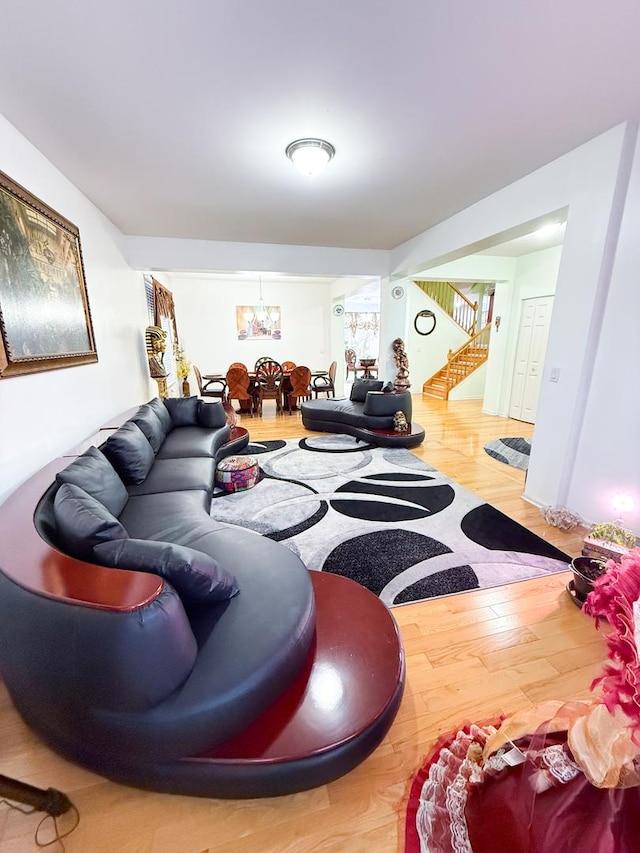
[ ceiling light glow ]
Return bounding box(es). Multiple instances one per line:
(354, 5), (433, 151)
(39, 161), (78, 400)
(535, 223), (563, 239)
(285, 138), (335, 177)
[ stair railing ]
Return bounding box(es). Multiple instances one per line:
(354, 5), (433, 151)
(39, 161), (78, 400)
(424, 323), (491, 400)
(412, 281), (478, 334)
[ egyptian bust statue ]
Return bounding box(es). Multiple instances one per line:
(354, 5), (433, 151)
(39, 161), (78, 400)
(145, 325), (168, 398)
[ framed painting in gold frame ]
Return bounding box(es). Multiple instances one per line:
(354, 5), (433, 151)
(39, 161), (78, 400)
(0, 169), (98, 377)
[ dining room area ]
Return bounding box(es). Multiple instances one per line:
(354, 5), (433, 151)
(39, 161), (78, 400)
(193, 358), (335, 419)
(157, 270), (381, 417)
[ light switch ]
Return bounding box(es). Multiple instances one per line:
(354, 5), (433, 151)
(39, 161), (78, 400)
(550, 367), (560, 383)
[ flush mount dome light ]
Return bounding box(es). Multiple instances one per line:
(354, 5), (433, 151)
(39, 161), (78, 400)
(285, 138), (335, 177)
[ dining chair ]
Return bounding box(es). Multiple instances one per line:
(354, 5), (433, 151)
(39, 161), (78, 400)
(281, 360), (297, 371)
(194, 365), (227, 400)
(254, 356), (275, 372)
(312, 360), (337, 398)
(225, 366), (255, 417)
(286, 366), (312, 414)
(254, 359), (283, 415)
(345, 348), (358, 380)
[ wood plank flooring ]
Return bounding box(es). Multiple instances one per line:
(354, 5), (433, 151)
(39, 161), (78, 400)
(0, 397), (606, 853)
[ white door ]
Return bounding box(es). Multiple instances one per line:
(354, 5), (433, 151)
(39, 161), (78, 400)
(509, 296), (554, 423)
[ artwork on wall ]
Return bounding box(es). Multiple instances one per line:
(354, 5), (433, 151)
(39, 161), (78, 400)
(0, 169), (97, 377)
(236, 305), (281, 340)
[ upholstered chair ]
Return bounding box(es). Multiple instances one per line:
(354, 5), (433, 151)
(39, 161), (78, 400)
(225, 366), (255, 417)
(287, 366), (312, 414)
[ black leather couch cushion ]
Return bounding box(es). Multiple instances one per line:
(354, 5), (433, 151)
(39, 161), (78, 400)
(146, 397), (173, 433)
(118, 490), (213, 543)
(363, 390), (412, 419)
(303, 398), (397, 429)
(349, 379), (384, 401)
(198, 401), (227, 429)
(56, 446), (128, 517)
(131, 404), (166, 453)
(103, 422), (156, 485)
(93, 539), (239, 603)
(54, 483), (129, 560)
(164, 396), (199, 427)
(126, 457), (216, 497)
(157, 425), (231, 459)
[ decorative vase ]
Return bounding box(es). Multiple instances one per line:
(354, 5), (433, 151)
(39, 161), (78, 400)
(181, 378), (191, 397)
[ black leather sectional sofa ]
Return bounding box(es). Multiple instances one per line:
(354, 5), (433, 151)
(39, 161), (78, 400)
(0, 396), (405, 798)
(301, 379), (425, 448)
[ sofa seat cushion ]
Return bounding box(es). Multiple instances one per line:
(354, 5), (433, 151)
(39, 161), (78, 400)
(118, 490), (213, 543)
(301, 398), (396, 429)
(90, 528), (316, 760)
(126, 457), (216, 497)
(157, 425), (231, 459)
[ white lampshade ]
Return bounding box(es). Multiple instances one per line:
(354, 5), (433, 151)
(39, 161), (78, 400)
(286, 138), (335, 177)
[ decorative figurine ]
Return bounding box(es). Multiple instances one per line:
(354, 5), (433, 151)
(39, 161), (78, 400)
(145, 325), (168, 398)
(393, 410), (409, 432)
(392, 337), (411, 392)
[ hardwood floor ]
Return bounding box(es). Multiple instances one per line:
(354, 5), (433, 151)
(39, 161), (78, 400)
(0, 398), (607, 853)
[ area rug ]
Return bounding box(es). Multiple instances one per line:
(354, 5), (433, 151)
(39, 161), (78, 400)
(483, 436), (531, 471)
(211, 435), (569, 607)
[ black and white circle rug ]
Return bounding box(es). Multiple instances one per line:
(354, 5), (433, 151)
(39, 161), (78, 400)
(483, 437), (531, 471)
(211, 435), (567, 607)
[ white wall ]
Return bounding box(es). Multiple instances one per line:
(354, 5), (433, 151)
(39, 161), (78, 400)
(166, 274), (333, 379)
(389, 122), (638, 528)
(0, 115), (151, 505)
(565, 129), (640, 531)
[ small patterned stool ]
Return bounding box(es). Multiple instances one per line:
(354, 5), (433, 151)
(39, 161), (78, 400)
(215, 455), (260, 493)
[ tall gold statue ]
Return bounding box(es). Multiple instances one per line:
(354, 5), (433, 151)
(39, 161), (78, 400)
(145, 326), (168, 398)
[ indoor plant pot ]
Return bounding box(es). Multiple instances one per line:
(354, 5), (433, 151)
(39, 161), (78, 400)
(570, 556), (607, 604)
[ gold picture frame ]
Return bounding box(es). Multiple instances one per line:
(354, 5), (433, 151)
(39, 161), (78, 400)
(0, 169), (98, 377)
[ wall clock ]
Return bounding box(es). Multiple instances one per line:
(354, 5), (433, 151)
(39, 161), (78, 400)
(391, 285), (405, 300)
(332, 304), (345, 316)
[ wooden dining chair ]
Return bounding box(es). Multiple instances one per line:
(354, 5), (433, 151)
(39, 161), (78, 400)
(225, 366), (255, 417)
(286, 366), (311, 414)
(254, 359), (283, 415)
(281, 360), (297, 371)
(312, 360), (337, 398)
(345, 349), (358, 380)
(194, 365), (227, 400)
(254, 356), (275, 372)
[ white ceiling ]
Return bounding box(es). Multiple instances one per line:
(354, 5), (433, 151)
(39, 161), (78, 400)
(1, 1), (639, 251)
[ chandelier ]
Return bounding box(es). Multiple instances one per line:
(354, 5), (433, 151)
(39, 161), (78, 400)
(244, 278), (280, 330)
(344, 311), (379, 336)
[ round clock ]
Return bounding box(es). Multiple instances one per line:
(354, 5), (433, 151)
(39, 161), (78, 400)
(391, 285), (405, 300)
(332, 304), (345, 316)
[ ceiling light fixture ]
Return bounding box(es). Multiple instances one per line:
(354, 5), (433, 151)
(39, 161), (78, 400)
(285, 138), (335, 177)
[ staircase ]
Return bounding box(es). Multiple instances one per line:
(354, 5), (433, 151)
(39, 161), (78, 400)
(412, 280), (478, 334)
(422, 324), (491, 400)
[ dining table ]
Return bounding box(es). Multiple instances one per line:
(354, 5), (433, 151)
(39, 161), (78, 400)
(203, 368), (328, 414)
